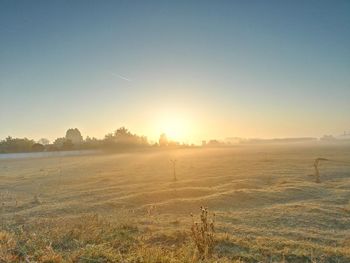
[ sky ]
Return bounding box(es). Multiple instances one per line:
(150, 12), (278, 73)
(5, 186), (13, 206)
(0, 0), (349, 144)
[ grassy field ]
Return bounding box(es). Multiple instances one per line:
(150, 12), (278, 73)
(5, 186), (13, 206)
(1, 144), (350, 262)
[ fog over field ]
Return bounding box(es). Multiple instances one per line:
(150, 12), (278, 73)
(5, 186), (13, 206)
(1, 0), (350, 262)
(1, 144), (350, 262)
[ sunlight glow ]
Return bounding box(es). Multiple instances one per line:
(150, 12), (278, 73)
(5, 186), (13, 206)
(155, 113), (190, 142)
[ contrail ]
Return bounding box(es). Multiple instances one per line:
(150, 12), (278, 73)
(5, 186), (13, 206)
(111, 72), (132, 82)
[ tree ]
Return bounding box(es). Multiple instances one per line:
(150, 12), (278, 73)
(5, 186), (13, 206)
(0, 137), (35, 153)
(103, 127), (148, 149)
(62, 139), (73, 150)
(53, 137), (67, 147)
(38, 138), (50, 145)
(159, 133), (168, 146)
(115, 127), (132, 138)
(66, 128), (83, 144)
(32, 143), (45, 152)
(83, 136), (100, 149)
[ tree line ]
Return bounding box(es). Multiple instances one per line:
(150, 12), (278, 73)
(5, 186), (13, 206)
(0, 127), (183, 154)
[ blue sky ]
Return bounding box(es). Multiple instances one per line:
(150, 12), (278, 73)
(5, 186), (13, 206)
(1, 0), (349, 143)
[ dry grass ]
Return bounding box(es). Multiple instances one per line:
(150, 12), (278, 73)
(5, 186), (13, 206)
(1, 144), (350, 262)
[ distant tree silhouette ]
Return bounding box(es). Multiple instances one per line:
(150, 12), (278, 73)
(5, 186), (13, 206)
(32, 143), (45, 152)
(0, 126), (192, 154)
(83, 136), (100, 149)
(62, 139), (74, 150)
(38, 138), (50, 145)
(53, 137), (67, 148)
(0, 137), (35, 153)
(103, 127), (148, 149)
(159, 133), (168, 146)
(66, 128), (83, 144)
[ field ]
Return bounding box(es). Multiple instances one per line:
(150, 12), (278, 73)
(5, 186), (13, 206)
(1, 144), (350, 262)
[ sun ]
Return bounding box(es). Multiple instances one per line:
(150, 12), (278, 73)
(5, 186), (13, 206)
(156, 114), (190, 142)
